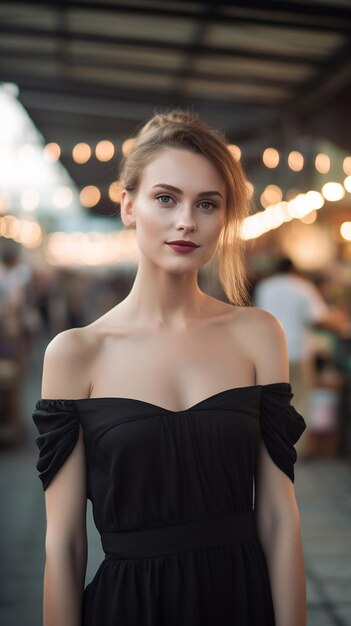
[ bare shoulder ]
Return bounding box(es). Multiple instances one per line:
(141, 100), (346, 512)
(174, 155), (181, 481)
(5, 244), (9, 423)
(229, 306), (290, 385)
(41, 326), (97, 399)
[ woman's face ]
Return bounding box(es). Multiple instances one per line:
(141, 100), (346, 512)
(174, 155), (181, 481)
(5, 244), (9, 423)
(121, 147), (227, 273)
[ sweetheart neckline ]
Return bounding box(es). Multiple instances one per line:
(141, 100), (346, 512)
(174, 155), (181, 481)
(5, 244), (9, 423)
(70, 381), (291, 414)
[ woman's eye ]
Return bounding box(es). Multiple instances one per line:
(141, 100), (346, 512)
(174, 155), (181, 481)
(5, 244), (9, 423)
(199, 201), (216, 210)
(155, 194), (173, 204)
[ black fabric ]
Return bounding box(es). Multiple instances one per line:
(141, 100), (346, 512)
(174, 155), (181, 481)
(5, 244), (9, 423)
(32, 382), (306, 626)
(33, 399), (79, 490)
(100, 511), (257, 559)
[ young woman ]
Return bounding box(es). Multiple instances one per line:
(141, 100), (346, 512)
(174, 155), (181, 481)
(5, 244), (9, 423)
(33, 110), (307, 626)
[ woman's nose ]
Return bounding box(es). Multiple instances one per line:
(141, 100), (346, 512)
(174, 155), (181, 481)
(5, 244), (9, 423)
(175, 206), (196, 230)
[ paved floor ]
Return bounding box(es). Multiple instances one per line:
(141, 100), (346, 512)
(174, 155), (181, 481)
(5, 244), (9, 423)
(1, 335), (350, 625)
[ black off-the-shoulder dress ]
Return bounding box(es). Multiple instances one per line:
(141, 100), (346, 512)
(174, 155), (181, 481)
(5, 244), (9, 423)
(32, 381), (306, 626)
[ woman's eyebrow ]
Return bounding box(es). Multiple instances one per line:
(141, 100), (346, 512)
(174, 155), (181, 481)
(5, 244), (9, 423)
(152, 183), (223, 199)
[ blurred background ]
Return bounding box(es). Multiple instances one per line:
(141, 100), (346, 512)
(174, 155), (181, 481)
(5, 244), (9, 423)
(0, 1), (351, 624)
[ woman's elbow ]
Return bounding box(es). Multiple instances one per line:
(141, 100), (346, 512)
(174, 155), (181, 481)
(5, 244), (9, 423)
(257, 504), (302, 547)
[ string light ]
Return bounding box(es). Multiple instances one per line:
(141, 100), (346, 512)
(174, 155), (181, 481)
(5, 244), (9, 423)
(122, 138), (135, 156)
(245, 181), (254, 199)
(0, 193), (11, 214)
(43, 142), (61, 162)
(315, 153), (330, 174)
(300, 210), (317, 224)
(80, 186), (101, 208)
(261, 184), (282, 206)
(343, 156), (351, 175)
(321, 182), (345, 202)
(340, 222), (351, 241)
(344, 176), (351, 193)
(109, 181), (123, 202)
(262, 147), (279, 168)
(228, 144), (241, 160)
(72, 143), (91, 164)
(288, 151), (304, 172)
(95, 140), (115, 162)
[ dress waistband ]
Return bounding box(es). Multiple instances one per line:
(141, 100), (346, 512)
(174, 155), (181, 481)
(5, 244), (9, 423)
(100, 511), (257, 559)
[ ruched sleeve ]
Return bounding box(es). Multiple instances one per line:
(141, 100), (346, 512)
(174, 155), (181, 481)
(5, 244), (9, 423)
(32, 399), (80, 491)
(260, 382), (306, 483)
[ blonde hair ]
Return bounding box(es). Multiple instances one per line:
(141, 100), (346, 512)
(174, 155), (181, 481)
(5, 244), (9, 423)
(118, 108), (253, 306)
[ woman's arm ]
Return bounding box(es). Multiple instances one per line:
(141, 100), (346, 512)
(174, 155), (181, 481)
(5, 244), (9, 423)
(249, 308), (307, 626)
(40, 330), (91, 626)
(43, 428), (87, 626)
(255, 443), (306, 626)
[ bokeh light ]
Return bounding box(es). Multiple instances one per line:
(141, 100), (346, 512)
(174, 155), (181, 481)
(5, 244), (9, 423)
(321, 182), (345, 201)
(262, 147), (280, 168)
(340, 221), (351, 241)
(80, 185), (101, 208)
(122, 138), (135, 157)
(109, 181), (123, 203)
(95, 140), (115, 162)
(43, 142), (61, 163)
(288, 151), (304, 172)
(228, 144), (241, 160)
(344, 176), (351, 193)
(315, 153), (330, 174)
(343, 156), (351, 175)
(72, 142), (91, 164)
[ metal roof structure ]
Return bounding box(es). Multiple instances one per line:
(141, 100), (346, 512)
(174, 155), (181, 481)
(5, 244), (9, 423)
(1, 0), (351, 217)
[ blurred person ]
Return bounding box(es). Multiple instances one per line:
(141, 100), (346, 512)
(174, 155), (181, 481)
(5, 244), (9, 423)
(0, 243), (42, 443)
(253, 256), (336, 457)
(32, 111), (306, 626)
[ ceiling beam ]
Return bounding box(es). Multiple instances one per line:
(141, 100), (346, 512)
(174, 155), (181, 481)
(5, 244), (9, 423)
(0, 69), (286, 110)
(0, 49), (303, 90)
(0, 24), (328, 66)
(4, 0), (351, 33)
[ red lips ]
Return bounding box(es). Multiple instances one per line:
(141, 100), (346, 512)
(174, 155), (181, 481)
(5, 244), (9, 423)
(166, 240), (199, 247)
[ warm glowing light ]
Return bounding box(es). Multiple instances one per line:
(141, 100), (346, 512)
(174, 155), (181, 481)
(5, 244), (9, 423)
(305, 190), (324, 210)
(1, 214), (20, 238)
(245, 181), (254, 199)
(80, 185), (101, 208)
(288, 194), (311, 218)
(260, 193), (269, 209)
(340, 221), (351, 241)
(72, 143), (91, 164)
(43, 142), (61, 163)
(262, 147), (279, 168)
(344, 175), (351, 193)
(95, 140), (115, 162)
(45, 229), (139, 266)
(315, 153), (330, 174)
(0, 193), (11, 214)
(109, 181), (123, 203)
(288, 151), (304, 172)
(261, 184), (282, 206)
(122, 138), (135, 157)
(228, 144), (241, 160)
(343, 156), (351, 176)
(21, 188), (40, 211)
(16, 219), (42, 247)
(300, 210), (317, 224)
(53, 186), (73, 208)
(321, 182), (345, 202)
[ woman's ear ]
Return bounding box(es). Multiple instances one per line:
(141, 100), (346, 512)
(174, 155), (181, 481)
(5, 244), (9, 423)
(120, 190), (136, 228)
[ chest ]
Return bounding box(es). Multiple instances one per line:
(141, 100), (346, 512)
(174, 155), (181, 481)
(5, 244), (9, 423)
(90, 326), (255, 412)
